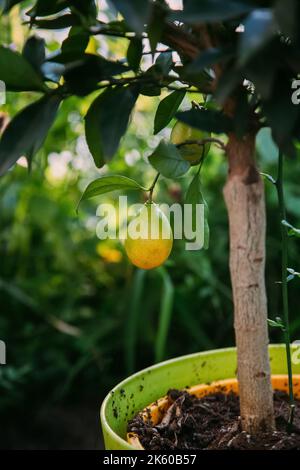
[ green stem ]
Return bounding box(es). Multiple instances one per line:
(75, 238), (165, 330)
(154, 267), (174, 363)
(275, 151), (295, 429)
(148, 173), (160, 202)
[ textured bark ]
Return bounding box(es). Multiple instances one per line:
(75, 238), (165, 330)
(223, 133), (275, 434)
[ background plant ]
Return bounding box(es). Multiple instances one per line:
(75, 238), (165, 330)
(1, 0), (300, 447)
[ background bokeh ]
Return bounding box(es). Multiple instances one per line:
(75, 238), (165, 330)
(1, 1), (300, 449)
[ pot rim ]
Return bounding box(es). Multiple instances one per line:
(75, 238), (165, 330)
(100, 345), (298, 450)
(100, 346), (236, 450)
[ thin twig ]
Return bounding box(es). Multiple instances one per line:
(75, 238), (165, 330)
(148, 173), (160, 202)
(176, 138), (226, 151)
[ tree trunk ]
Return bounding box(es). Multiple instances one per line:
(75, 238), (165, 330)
(223, 132), (275, 434)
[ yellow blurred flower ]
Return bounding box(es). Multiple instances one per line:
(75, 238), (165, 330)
(96, 243), (123, 263)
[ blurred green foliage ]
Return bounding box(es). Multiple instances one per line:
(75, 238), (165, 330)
(0, 3), (300, 437)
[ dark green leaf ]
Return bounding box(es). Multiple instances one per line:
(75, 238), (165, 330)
(214, 67), (242, 104)
(29, 14), (80, 29)
(63, 54), (129, 95)
(0, 95), (61, 176)
(69, 0), (97, 18)
(185, 173), (209, 249)
(155, 51), (173, 75)
(22, 36), (45, 72)
(85, 86), (139, 167)
(110, 0), (151, 34)
(0, 46), (46, 92)
(186, 47), (234, 73)
(175, 65), (212, 92)
(262, 71), (299, 146)
(78, 175), (146, 206)
(146, 0), (169, 54)
(170, 0), (253, 23)
(154, 90), (185, 134)
(177, 108), (233, 134)
(27, 0), (69, 17)
(239, 9), (276, 65)
(127, 38), (143, 71)
(61, 27), (89, 55)
(140, 82), (161, 97)
(148, 140), (190, 178)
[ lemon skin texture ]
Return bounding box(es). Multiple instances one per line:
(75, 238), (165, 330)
(171, 121), (211, 166)
(125, 203), (173, 270)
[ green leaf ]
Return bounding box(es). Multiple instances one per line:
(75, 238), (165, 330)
(256, 127), (278, 163)
(185, 173), (209, 249)
(63, 54), (129, 95)
(22, 36), (45, 73)
(127, 38), (143, 71)
(260, 172), (276, 185)
(0, 95), (61, 176)
(140, 82), (161, 97)
(170, 0), (253, 23)
(27, 0), (69, 17)
(0, 46), (46, 92)
(110, 0), (151, 34)
(61, 27), (89, 55)
(186, 47), (234, 73)
(267, 318), (284, 329)
(177, 108), (233, 134)
(78, 175), (146, 207)
(85, 86), (139, 167)
(147, 8), (165, 55)
(282, 220), (300, 238)
(148, 141), (189, 179)
(155, 51), (173, 75)
(238, 9), (276, 65)
(69, 0), (97, 18)
(175, 65), (212, 92)
(154, 91), (185, 134)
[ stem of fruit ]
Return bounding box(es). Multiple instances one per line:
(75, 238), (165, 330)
(148, 173), (160, 203)
(275, 150), (295, 430)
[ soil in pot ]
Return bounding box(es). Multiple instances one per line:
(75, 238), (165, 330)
(128, 389), (300, 450)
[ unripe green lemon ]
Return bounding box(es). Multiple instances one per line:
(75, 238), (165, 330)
(124, 203), (173, 270)
(171, 121), (211, 166)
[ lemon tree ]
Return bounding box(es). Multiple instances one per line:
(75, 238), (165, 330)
(1, 0), (299, 436)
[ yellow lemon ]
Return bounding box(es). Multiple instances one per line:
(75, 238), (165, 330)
(171, 121), (211, 166)
(124, 203), (173, 270)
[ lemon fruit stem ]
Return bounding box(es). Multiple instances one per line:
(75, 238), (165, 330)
(148, 172), (160, 203)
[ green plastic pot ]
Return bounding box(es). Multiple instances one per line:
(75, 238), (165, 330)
(100, 344), (300, 450)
